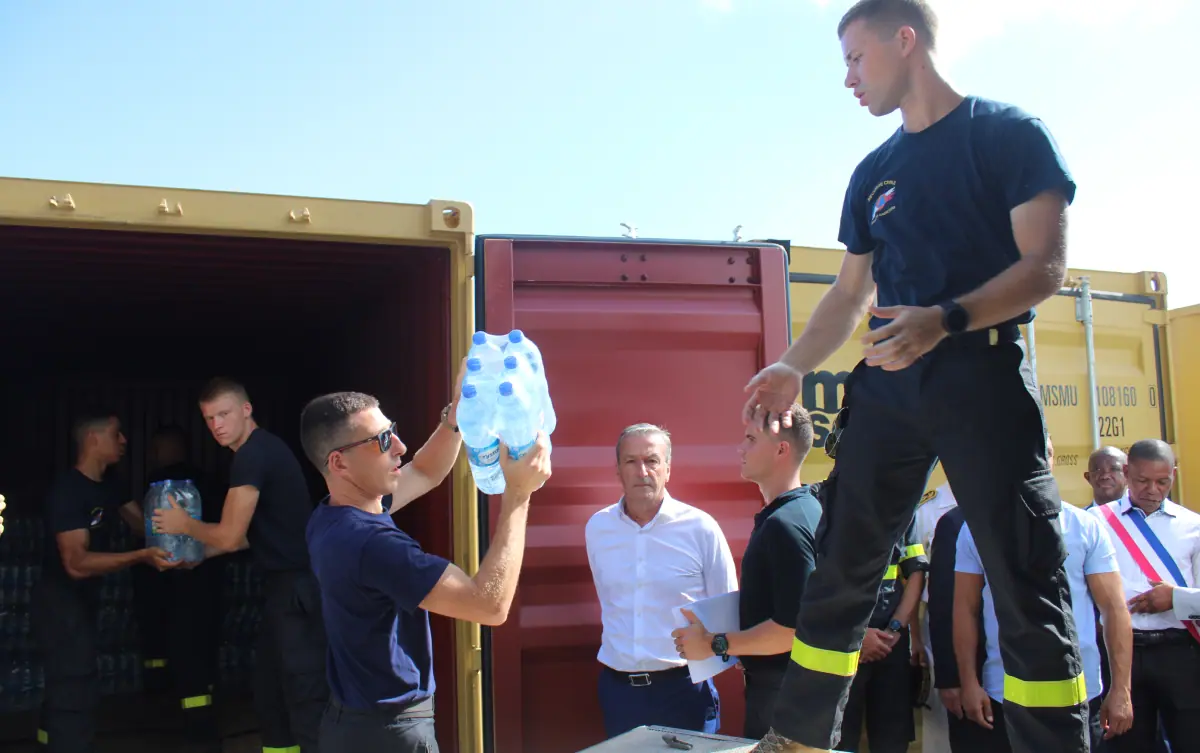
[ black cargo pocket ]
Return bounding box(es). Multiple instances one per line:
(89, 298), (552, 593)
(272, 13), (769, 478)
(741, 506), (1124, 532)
(1015, 470), (1066, 573)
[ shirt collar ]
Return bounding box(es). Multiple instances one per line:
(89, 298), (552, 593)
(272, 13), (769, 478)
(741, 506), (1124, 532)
(618, 491), (680, 529)
(1119, 492), (1177, 518)
(755, 486), (811, 526)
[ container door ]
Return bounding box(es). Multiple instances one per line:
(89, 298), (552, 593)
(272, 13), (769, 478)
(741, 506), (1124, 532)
(475, 236), (790, 753)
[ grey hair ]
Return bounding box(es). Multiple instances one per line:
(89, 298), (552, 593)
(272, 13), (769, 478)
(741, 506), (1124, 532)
(616, 423), (672, 464)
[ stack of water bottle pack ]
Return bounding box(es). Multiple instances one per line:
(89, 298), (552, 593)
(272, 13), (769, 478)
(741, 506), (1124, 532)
(0, 516), (43, 713)
(459, 330), (556, 494)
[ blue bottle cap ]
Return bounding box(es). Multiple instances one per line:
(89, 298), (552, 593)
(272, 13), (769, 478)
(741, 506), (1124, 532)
(508, 329), (525, 343)
(467, 357), (482, 371)
(462, 384), (478, 399)
(504, 355), (518, 369)
(499, 382), (513, 397)
(472, 331), (488, 345)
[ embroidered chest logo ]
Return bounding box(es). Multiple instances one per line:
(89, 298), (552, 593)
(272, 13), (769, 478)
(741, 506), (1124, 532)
(868, 180), (897, 224)
(89, 506), (105, 528)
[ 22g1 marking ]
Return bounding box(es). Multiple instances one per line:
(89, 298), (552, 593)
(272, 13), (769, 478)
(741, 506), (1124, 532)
(1098, 416), (1126, 438)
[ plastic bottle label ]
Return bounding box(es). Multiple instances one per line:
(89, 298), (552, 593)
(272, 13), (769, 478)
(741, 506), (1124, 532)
(468, 440), (501, 467)
(508, 440), (536, 460)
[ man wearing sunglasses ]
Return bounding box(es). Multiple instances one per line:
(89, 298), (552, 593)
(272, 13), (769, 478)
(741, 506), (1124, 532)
(153, 377), (327, 753)
(300, 389), (551, 753)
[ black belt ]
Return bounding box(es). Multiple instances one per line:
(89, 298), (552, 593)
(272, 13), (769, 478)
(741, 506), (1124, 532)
(328, 695), (434, 719)
(1132, 628), (1194, 647)
(603, 664), (690, 687)
(941, 323), (1022, 350)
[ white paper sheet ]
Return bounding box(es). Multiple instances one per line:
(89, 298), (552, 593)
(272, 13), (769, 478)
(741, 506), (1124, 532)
(673, 590), (742, 684)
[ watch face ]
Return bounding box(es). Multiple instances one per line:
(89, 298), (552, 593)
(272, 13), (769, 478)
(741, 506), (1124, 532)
(712, 635), (729, 654)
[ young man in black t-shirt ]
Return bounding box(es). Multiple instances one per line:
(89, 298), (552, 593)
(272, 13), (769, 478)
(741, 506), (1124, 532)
(132, 425), (227, 751)
(34, 410), (173, 753)
(154, 377), (328, 753)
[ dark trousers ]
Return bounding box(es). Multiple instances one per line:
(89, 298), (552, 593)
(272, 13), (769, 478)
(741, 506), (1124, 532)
(319, 697), (438, 753)
(835, 628), (914, 753)
(772, 333), (1087, 753)
(597, 665), (720, 739)
(32, 578), (99, 753)
(742, 662), (787, 741)
(1102, 632), (1200, 753)
(255, 570), (330, 752)
(132, 560), (224, 744)
(948, 695), (1102, 753)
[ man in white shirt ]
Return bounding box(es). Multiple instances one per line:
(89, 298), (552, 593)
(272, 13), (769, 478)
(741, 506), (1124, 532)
(1083, 446), (1127, 511)
(1091, 439), (1200, 751)
(585, 423), (738, 739)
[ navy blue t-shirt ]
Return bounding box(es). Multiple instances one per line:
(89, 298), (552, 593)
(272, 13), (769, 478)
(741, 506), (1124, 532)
(306, 498), (451, 709)
(839, 96), (1077, 329)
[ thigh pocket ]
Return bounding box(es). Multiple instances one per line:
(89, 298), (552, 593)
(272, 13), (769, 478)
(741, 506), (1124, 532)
(1015, 471), (1066, 573)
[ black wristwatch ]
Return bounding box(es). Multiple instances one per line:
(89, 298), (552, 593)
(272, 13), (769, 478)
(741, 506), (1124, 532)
(938, 300), (970, 335)
(710, 633), (730, 662)
(440, 403), (459, 433)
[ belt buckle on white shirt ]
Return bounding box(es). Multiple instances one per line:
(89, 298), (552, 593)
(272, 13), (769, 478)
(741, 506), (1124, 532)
(629, 672), (652, 687)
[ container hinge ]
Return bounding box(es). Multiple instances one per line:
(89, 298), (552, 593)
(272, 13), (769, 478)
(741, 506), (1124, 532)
(288, 208), (312, 224)
(48, 194), (76, 211)
(158, 199), (183, 216)
(1144, 309), (1168, 326)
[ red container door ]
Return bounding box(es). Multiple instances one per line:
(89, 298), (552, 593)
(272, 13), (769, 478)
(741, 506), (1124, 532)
(477, 236), (791, 753)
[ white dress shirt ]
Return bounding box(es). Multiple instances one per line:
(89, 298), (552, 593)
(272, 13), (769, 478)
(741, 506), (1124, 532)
(1172, 586), (1200, 623)
(1089, 494), (1200, 631)
(585, 492), (738, 672)
(916, 483), (957, 607)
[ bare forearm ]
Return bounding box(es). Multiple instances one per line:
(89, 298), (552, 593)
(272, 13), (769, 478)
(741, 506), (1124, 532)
(953, 609), (982, 687)
(726, 619), (794, 657)
(184, 518), (242, 552)
(471, 493), (531, 623)
(68, 550), (145, 579)
(1101, 607), (1133, 695)
(955, 254), (1066, 331)
(893, 573), (925, 628)
(409, 425), (463, 489)
(780, 285), (872, 375)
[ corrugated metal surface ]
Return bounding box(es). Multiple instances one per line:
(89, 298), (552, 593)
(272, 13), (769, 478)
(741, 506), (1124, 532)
(478, 236), (791, 753)
(786, 246), (1174, 508)
(0, 222), (462, 748)
(1169, 304), (1199, 506)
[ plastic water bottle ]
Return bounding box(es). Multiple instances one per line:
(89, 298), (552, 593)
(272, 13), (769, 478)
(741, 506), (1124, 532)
(459, 384), (505, 494)
(143, 480), (205, 564)
(468, 331), (506, 374)
(506, 329), (556, 434)
(497, 381), (539, 460)
(464, 357), (498, 399)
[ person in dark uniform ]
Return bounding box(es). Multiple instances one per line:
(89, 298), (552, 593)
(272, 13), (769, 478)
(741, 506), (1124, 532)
(673, 404), (821, 741)
(835, 516), (927, 753)
(132, 425), (227, 752)
(33, 409), (174, 753)
(300, 389), (552, 752)
(153, 378), (327, 753)
(742, 2), (1085, 751)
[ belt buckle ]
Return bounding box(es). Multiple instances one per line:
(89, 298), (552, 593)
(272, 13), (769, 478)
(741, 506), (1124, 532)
(629, 672), (651, 687)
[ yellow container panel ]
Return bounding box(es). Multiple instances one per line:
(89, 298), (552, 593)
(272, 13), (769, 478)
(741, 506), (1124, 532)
(1169, 304), (1200, 506)
(787, 246), (1174, 509)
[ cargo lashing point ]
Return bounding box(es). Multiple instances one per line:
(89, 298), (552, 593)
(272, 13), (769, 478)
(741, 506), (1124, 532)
(158, 199), (183, 216)
(48, 194), (75, 210)
(288, 208), (312, 223)
(441, 206), (461, 229)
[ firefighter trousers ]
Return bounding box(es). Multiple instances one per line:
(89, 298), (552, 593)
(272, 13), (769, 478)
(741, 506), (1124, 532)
(255, 569), (329, 753)
(31, 577), (100, 753)
(771, 329), (1088, 753)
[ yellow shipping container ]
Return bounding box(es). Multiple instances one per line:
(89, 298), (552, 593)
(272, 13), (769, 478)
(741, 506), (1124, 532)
(1169, 304), (1200, 505)
(785, 244), (1177, 508)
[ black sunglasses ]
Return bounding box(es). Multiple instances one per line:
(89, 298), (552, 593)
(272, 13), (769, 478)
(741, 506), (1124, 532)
(328, 422), (397, 461)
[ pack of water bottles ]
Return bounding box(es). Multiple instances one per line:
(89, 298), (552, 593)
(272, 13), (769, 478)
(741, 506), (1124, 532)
(459, 329), (557, 495)
(143, 479), (205, 564)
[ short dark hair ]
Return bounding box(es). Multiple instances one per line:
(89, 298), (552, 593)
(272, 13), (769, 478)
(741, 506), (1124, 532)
(300, 392), (381, 471)
(72, 408), (117, 449)
(1128, 439), (1175, 467)
(198, 377), (250, 405)
(152, 424), (189, 450)
(837, 0), (938, 50)
(763, 404), (815, 462)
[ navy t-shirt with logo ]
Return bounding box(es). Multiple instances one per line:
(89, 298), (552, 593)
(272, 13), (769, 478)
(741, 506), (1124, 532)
(838, 96), (1077, 330)
(42, 468), (127, 600)
(306, 498), (451, 710)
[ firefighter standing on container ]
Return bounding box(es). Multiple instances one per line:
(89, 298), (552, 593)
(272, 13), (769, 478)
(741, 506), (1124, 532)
(34, 410), (175, 753)
(742, 1), (1087, 751)
(154, 378), (328, 753)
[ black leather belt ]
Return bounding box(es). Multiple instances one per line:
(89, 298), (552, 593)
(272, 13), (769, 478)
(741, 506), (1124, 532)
(942, 323), (1022, 349)
(1132, 628), (1194, 647)
(603, 664), (690, 687)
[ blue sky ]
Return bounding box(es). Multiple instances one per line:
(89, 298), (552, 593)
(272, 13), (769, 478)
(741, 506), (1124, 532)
(2, 0), (1196, 305)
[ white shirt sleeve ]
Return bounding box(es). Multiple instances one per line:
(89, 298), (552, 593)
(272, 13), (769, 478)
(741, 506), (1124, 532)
(703, 517), (739, 598)
(1172, 586), (1200, 623)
